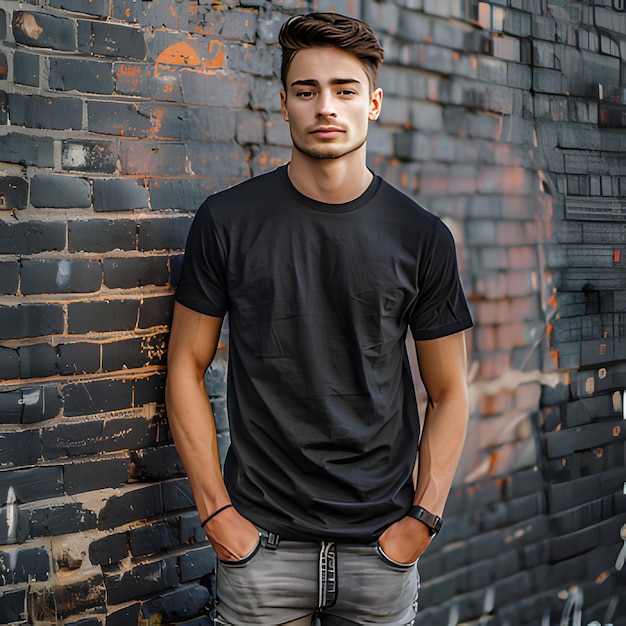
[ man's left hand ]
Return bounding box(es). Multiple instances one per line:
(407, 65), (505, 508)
(377, 515), (433, 564)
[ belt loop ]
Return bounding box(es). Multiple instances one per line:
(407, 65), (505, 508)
(260, 530), (280, 550)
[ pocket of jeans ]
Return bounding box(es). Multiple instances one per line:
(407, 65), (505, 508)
(375, 541), (418, 571)
(218, 534), (262, 567)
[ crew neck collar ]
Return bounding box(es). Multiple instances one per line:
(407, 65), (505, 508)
(278, 164), (381, 214)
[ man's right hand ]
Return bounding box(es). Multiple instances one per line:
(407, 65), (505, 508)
(203, 506), (261, 561)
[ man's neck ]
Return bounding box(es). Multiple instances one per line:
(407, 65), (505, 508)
(287, 150), (373, 204)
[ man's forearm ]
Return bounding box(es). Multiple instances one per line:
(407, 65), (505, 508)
(166, 373), (231, 521)
(413, 392), (468, 517)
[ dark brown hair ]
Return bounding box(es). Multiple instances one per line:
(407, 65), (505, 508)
(278, 12), (385, 92)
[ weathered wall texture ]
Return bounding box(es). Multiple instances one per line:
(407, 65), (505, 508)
(0, 0), (624, 624)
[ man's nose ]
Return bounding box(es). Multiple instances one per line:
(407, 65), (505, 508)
(316, 91), (337, 117)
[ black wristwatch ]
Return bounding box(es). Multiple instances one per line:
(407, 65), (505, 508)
(407, 505), (443, 536)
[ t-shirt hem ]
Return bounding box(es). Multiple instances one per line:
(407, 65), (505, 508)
(411, 318), (474, 341)
(174, 293), (226, 318)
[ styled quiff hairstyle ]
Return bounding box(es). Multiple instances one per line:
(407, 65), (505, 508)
(278, 12), (385, 92)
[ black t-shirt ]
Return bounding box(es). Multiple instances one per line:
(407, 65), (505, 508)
(175, 165), (473, 542)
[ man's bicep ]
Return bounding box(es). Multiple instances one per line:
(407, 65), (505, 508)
(414, 332), (468, 401)
(168, 301), (224, 375)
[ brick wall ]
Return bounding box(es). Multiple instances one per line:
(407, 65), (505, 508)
(0, 0), (624, 624)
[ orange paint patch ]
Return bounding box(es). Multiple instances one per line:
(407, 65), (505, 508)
(117, 64), (143, 78)
(203, 40), (226, 69)
(156, 42), (201, 68)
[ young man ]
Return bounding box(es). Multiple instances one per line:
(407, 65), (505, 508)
(166, 12), (473, 626)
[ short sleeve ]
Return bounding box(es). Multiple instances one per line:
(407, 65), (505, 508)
(174, 201), (229, 317)
(409, 220), (473, 340)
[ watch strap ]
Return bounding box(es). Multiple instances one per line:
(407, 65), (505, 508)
(407, 505), (442, 536)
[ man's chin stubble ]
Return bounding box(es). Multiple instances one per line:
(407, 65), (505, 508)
(291, 137), (366, 160)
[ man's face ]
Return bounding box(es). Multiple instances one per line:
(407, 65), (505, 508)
(280, 47), (383, 161)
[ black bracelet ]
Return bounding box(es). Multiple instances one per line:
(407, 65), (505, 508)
(200, 503), (233, 529)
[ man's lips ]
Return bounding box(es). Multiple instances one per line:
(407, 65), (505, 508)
(310, 127), (345, 139)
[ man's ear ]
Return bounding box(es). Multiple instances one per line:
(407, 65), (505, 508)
(368, 88), (383, 121)
(280, 89), (289, 122)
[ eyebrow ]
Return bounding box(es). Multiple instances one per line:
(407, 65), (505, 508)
(289, 78), (362, 88)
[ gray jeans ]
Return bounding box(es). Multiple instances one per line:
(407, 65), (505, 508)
(214, 531), (419, 625)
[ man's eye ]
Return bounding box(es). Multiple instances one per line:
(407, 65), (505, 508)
(339, 90), (356, 96)
(296, 91), (314, 98)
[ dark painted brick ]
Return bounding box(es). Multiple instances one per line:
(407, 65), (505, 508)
(0, 588), (26, 623)
(101, 333), (167, 372)
(78, 20), (146, 60)
(42, 414), (159, 458)
(0, 466), (63, 506)
(141, 583), (210, 621)
(0, 429), (40, 468)
(26, 501), (97, 539)
(21, 258), (101, 294)
(67, 299), (138, 334)
(87, 100), (153, 137)
(139, 295), (174, 329)
(93, 178), (148, 211)
(181, 70), (250, 108)
(0, 347), (19, 379)
(113, 0), (180, 29)
(13, 51), (40, 86)
(0, 261), (19, 295)
(129, 445), (184, 482)
(133, 374), (166, 406)
(0, 175), (28, 211)
(10, 546), (50, 583)
(62, 139), (117, 173)
(12, 11), (76, 51)
(0, 132), (54, 167)
(8, 93), (82, 130)
(61, 377), (139, 416)
(18, 342), (56, 377)
(103, 256), (169, 289)
(114, 61), (182, 102)
(64, 457), (130, 495)
(22, 385), (61, 425)
(186, 140), (249, 177)
(179, 546), (216, 584)
(138, 216), (192, 251)
(28, 575), (106, 620)
(119, 140), (188, 176)
(0, 389), (23, 424)
(0, 220), (65, 255)
(158, 106), (235, 142)
(148, 178), (217, 212)
(68, 219), (136, 252)
(30, 173), (90, 208)
(106, 603), (141, 626)
(162, 477), (195, 512)
(546, 420), (626, 459)
(129, 520), (175, 557)
(189, 7), (257, 41)
(179, 511), (205, 544)
(57, 341), (100, 375)
(50, 0), (109, 18)
(50, 57), (114, 94)
(98, 483), (163, 530)
(105, 556), (178, 605)
(89, 531), (129, 566)
(0, 304), (64, 340)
